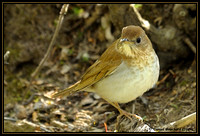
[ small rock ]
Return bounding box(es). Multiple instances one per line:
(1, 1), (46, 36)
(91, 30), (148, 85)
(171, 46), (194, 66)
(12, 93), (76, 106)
(61, 65), (71, 74)
(5, 103), (14, 111)
(60, 46), (69, 60)
(93, 94), (101, 100)
(14, 104), (27, 119)
(191, 82), (196, 88)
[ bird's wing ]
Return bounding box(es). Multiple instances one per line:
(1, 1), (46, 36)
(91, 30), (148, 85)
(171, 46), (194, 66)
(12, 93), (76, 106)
(74, 40), (122, 90)
(52, 40), (122, 98)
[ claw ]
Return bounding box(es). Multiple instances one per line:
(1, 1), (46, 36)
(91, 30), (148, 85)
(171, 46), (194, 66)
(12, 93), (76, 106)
(117, 110), (143, 123)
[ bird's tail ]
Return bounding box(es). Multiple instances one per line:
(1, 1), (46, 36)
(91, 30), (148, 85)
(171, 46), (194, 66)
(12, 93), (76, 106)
(51, 81), (80, 98)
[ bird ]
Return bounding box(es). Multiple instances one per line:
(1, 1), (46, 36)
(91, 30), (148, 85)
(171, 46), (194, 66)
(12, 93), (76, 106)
(52, 25), (160, 122)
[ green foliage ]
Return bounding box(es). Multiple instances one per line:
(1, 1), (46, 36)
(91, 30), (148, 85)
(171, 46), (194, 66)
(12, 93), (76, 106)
(82, 53), (89, 62)
(34, 97), (40, 103)
(170, 103), (178, 109)
(72, 7), (84, 16)
(68, 49), (74, 56)
(60, 60), (65, 65)
(53, 18), (58, 27)
(134, 4), (143, 10)
(180, 80), (187, 86)
(77, 31), (84, 40)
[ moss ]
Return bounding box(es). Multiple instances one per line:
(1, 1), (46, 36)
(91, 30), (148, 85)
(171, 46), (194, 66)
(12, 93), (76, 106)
(4, 121), (35, 132)
(180, 80), (188, 86)
(4, 69), (32, 105)
(6, 44), (21, 62)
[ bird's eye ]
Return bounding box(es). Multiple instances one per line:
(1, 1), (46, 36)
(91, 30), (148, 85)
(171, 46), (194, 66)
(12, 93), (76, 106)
(136, 37), (141, 43)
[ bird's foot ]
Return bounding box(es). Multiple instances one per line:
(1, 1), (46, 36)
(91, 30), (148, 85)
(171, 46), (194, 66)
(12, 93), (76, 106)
(117, 110), (143, 124)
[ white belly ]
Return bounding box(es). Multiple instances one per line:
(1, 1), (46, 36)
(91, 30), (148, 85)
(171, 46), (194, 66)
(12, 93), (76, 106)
(86, 57), (159, 103)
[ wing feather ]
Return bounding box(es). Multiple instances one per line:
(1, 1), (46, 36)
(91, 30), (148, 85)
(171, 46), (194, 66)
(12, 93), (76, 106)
(74, 40), (122, 90)
(53, 40), (122, 98)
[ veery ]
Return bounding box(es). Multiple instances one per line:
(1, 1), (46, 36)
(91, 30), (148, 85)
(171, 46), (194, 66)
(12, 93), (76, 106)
(52, 25), (160, 121)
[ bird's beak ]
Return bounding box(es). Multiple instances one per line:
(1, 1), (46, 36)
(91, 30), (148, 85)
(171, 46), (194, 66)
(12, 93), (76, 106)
(120, 38), (129, 42)
(120, 38), (136, 45)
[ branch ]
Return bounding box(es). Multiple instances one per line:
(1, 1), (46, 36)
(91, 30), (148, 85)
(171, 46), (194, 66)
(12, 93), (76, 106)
(183, 37), (196, 54)
(163, 112), (196, 129)
(31, 4), (69, 79)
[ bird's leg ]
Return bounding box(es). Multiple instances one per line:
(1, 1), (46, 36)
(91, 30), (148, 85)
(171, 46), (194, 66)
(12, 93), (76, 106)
(102, 98), (143, 124)
(112, 102), (143, 122)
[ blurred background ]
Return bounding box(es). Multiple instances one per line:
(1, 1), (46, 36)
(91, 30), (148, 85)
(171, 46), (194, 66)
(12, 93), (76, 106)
(4, 4), (196, 132)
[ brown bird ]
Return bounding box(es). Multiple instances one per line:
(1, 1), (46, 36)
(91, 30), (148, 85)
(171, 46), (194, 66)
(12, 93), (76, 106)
(52, 25), (160, 122)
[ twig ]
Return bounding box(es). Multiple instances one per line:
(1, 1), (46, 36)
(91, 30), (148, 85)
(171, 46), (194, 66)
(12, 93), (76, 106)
(52, 120), (68, 127)
(169, 69), (176, 77)
(130, 4), (150, 30)
(21, 119), (52, 132)
(31, 4), (69, 79)
(163, 112), (196, 129)
(183, 37), (196, 54)
(4, 117), (17, 122)
(156, 73), (170, 86)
